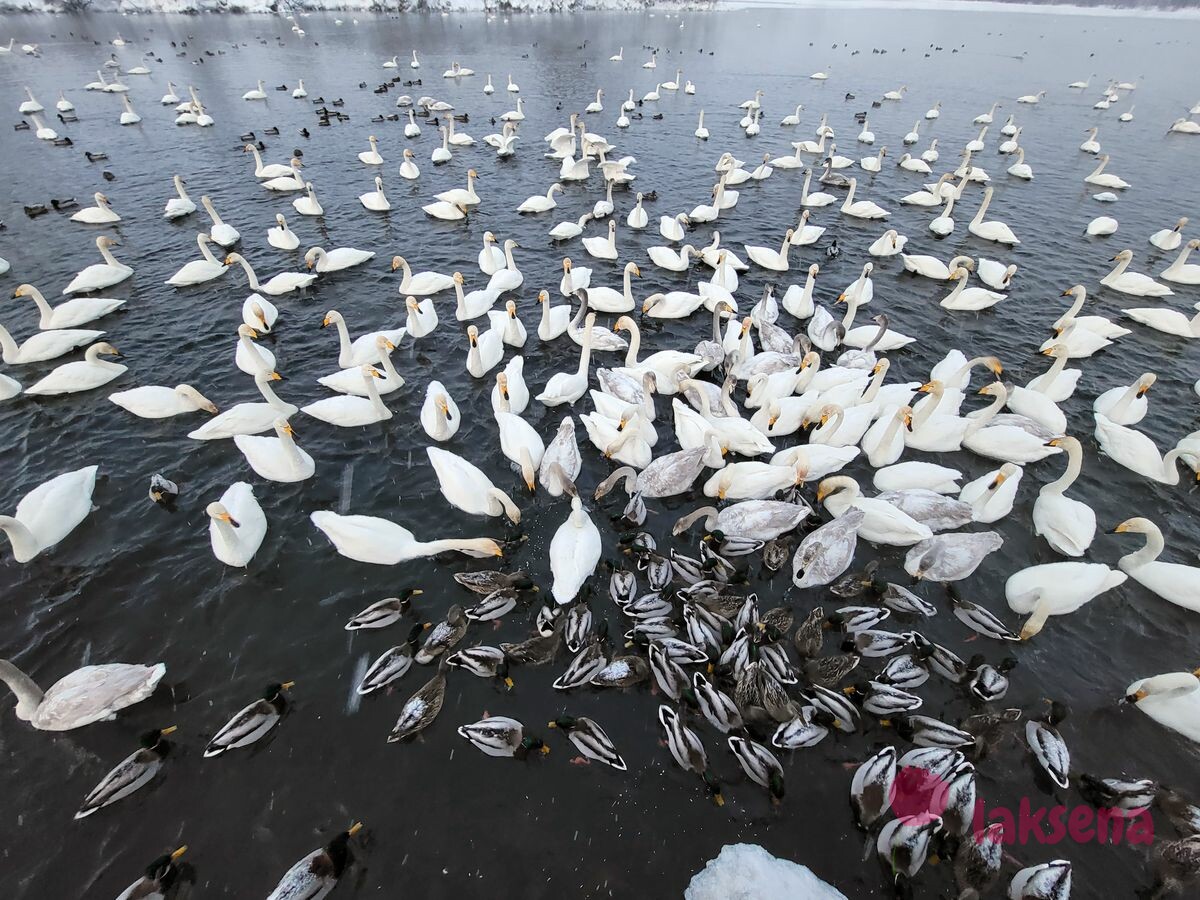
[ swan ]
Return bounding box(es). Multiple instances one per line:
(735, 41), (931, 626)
(1084, 155), (1130, 190)
(476, 233), (507, 276)
(1093, 413), (1184, 484)
(861, 405), (912, 467)
(694, 110), (709, 140)
(0, 466), (98, 563)
(0, 656), (164, 731)
(404, 296), (439, 339)
(643, 291), (704, 320)
(660, 213), (691, 242)
(968, 187), (1019, 245)
(551, 491), (602, 605)
(18, 86), (43, 113)
(838, 296), (914, 350)
(225, 253), (316, 296)
(1169, 118), (1200, 134)
(1080, 127), (1101, 153)
(702, 462), (797, 501)
(869, 230), (907, 257)
(358, 135), (383, 165)
(921, 139), (940, 163)
(977, 258), (1017, 290)
(165, 234), (226, 286)
(466, 322), (504, 378)
(29, 113), (56, 140)
(929, 194), (956, 237)
(1093, 373), (1154, 424)
(857, 118), (875, 144)
(537, 290), (572, 341)
(492, 358), (529, 414)
(965, 125), (988, 153)
(902, 253), (973, 281)
(1123, 301), (1200, 338)
(207, 482), (267, 568)
(267, 214), (299, 251)
(436, 169), (482, 208)
(550, 213), (594, 242)
(586, 262), (640, 312)
(391, 255), (454, 295)
(1124, 671), (1200, 744)
(359, 176), (390, 212)
(411, 50), (420, 69)
(582, 220), (619, 261)
(1005, 562), (1126, 639)
(939, 266), (1006, 311)
(496, 396), (545, 490)
(235, 419), (314, 483)
(1007, 148), (1034, 180)
(110, 381), (217, 419)
(840, 178), (889, 220)
(117, 94), (141, 125)
(614, 316), (703, 389)
(1051, 285), (1130, 340)
(800, 169), (836, 208)
(163, 175), (195, 219)
(322, 310), (405, 368)
(744, 230), (794, 271)
(1087, 216), (1119, 236)
(1032, 437), (1096, 557)
(242, 80), (267, 100)
(292, 79), (307, 99)
(421, 381), (460, 441)
(302, 366), (392, 427)
(1016, 91), (1046, 104)
(897, 153), (931, 174)
(486, 240), (523, 294)
(517, 183), (563, 213)
(188, 372), (294, 441)
(63, 236), (131, 294)
(25, 342), (126, 396)
(1160, 239), (1200, 285)
(451, 272), (499, 322)
(1101, 250), (1172, 296)
(244, 144), (295, 179)
(817, 476), (932, 547)
(196, 194), (240, 247)
(428, 447), (520, 525)
(70, 192), (120, 225)
(963, 383), (1062, 463)
(874, 461), (961, 494)
(904, 383), (975, 452)
(292, 183), (324, 217)
(319, 337), (404, 397)
(790, 210), (826, 246)
(305, 246), (375, 274)
(536, 312), (594, 406)
(15, 283), (123, 329)
(903, 120), (921, 144)
(1150, 217), (1188, 251)
(261, 158), (306, 191)
(956, 463), (1022, 524)
(403, 110), (422, 139)
(399, 148), (420, 180)
(647, 243), (694, 274)
(781, 265), (821, 320)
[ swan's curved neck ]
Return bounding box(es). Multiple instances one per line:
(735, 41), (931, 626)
(814, 408), (845, 443)
(1044, 442), (1082, 495)
(256, 378), (290, 411)
(99, 243), (122, 267)
(576, 322), (593, 377)
(842, 180), (857, 209)
(0, 658), (44, 720)
(198, 237), (219, 264)
(363, 372), (387, 414)
(1121, 527), (1165, 569)
(967, 389), (1007, 432)
(861, 365), (887, 403)
(26, 287), (54, 323)
(972, 191), (992, 226)
(913, 387), (945, 429)
(839, 298), (861, 331)
(211, 516), (241, 557)
(1166, 243), (1195, 272)
(332, 317), (353, 361)
(678, 506), (721, 533)
(1039, 352), (1069, 387)
(233, 256), (260, 289)
(623, 321), (643, 367)
(280, 429), (305, 471)
(1107, 256), (1131, 278)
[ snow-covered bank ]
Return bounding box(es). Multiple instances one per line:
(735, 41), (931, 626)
(685, 844), (848, 900)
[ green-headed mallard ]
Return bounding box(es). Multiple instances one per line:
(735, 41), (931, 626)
(457, 715), (549, 758)
(265, 822), (362, 900)
(76, 727), (175, 819)
(115, 845), (187, 900)
(357, 623), (431, 695)
(204, 682), (291, 758)
(446, 645), (513, 688)
(548, 715), (625, 771)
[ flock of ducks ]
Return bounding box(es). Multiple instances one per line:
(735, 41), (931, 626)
(2, 14), (1200, 900)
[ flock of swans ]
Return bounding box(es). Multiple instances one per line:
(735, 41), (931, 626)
(2, 15), (1200, 900)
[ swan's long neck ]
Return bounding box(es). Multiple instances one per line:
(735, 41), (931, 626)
(972, 190), (992, 226)
(877, 408), (906, 449)
(577, 323), (594, 377)
(175, 176), (190, 200)
(622, 266), (636, 302)
(842, 180), (857, 210)
(677, 506), (720, 532)
(1121, 527), (1165, 569)
(1061, 291), (1086, 324)
(432, 400), (452, 439)
(503, 242), (517, 270)
(778, 234), (791, 262)
(814, 408), (845, 444)
(454, 283), (468, 318)
(333, 318), (353, 362)
(1037, 352), (1069, 389)
(861, 365), (887, 403)
(280, 429), (306, 472)
(1166, 243), (1195, 273)
(966, 388), (1007, 432)
(26, 288), (54, 324)
(99, 243), (122, 267)
(211, 516), (241, 557)
(1108, 255), (1131, 279)
(198, 237), (219, 264)
(0, 658), (45, 721)
(1108, 381), (1145, 420)
(913, 386), (945, 429)
(944, 276), (966, 304)
(1044, 441), (1082, 495)
(623, 321), (642, 367)
(363, 372), (387, 415)
(377, 348), (401, 382)
(1088, 157), (1106, 178)
(257, 379), (291, 412)
(234, 257), (261, 290)
(839, 298), (861, 331)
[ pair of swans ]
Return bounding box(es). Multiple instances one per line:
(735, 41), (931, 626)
(302, 367), (392, 427)
(322, 310), (406, 368)
(14, 283), (123, 328)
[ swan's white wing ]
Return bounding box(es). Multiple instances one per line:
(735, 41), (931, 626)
(36, 662), (165, 730)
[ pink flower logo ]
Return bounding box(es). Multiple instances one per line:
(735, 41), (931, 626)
(889, 766), (951, 824)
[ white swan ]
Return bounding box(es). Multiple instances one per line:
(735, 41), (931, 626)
(421, 381), (460, 441)
(968, 187), (1020, 245)
(319, 337), (404, 397)
(537, 312), (594, 406)
(188, 372), (296, 441)
(15, 283), (123, 329)
(582, 220), (619, 261)
(201, 196), (240, 247)
(302, 366), (391, 426)
(1160, 239), (1200, 285)
(235, 419), (314, 483)
(939, 266), (1006, 311)
(586, 262), (640, 311)
(166, 234), (226, 287)
(428, 447), (520, 524)
(466, 322), (504, 378)
(1101, 250), (1172, 296)
(817, 476), (932, 547)
(63, 236), (131, 294)
(110, 383), (216, 419)
(359, 176), (390, 212)
(391, 255), (454, 295)
(1032, 437), (1095, 557)
(1084, 154), (1129, 190)
(322, 310), (405, 368)
(551, 492), (602, 605)
(243, 296), (278, 334)
(1123, 301), (1200, 338)
(0, 657), (164, 731)
(207, 482), (267, 567)
(25, 342), (126, 396)
(929, 194), (956, 237)
(267, 214), (299, 251)
(70, 192), (120, 225)
(292, 183), (324, 217)
(405, 296), (439, 339)
(1093, 413), (1183, 484)
(305, 246), (375, 273)
(517, 183), (563, 213)
(225, 253), (316, 296)
(1112, 517), (1200, 613)
(840, 178), (889, 220)
(1124, 671), (1200, 744)
(1006, 562), (1127, 639)
(0, 466), (98, 563)
(261, 158), (306, 191)
(1150, 217), (1187, 252)
(1093, 373), (1153, 424)
(163, 175), (195, 219)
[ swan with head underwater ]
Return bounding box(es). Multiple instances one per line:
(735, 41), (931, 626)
(312, 505), (502, 563)
(549, 479), (602, 605)
(427, 447), (521, 525)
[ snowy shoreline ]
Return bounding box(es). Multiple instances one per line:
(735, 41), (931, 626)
(1, 0), (1199, 20)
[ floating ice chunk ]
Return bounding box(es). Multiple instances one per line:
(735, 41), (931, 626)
(685, 844), (847, 900)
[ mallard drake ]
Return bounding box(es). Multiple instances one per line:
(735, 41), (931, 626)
(648, 643), (689, 701)
(115, 846), (187, 900)
(657, 705), (723, 805)
(416, 605), (467, 663)
(967, 655), (1017, 702)
(850, 746), (896, 827)
(1079, 773), (1156, 814)
(76, 727), (175, 819)
(563, 599), (594, 653)
(954, 822), (1004, 899)
(896, 714), (975, 749)
(850, 680), (923, 717)
(388, 661), (448, 742)
(204, 683), (291, 757)
(1007, 860), (1072, 899)
(553, 634), (607, 690)
(465, 589), (518, 622)
(453, 569), (535, 595)
(345, 588), (424, 630)
(692, 671), (743, 733)
(1025, 701), (1071, 788)
(458, 715), (549, 758)
(548, 715), (625, 770)
(728, 735), (785, 802)
(446, 645), (513, 688)
(357, 623), (431, 695)
(876, 813), (942, 878)
(948, 587), (1019, 641)
(771, 706), (836, 749)
(265, 823), (362, 900)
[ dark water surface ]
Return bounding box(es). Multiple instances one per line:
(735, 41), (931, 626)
(1, 7), (1199, 898)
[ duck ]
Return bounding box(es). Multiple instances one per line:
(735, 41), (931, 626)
(110, 383), (217, 419)
(63, 236), (132, 294)
(15, 283), (124, 329)
(1111, 518), (1200, 613)
(225, 253), (316, 296)
(459, 716), (548, 758)
(204, 681), (292, 757)
(0, 654), (164, 730)
(165, 234), (226, 286)
(114, 846), (188, 900)
(206, 482), (267, 567)
(188, 372), (296, 441)
(24, 342), (126, 396)
(391, 255), (454, 295)
(263, 823), (362, 900)
(311, 511), (501, 564)
(302, 366), (392, 427)
(1006, 563), (1127, 638)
